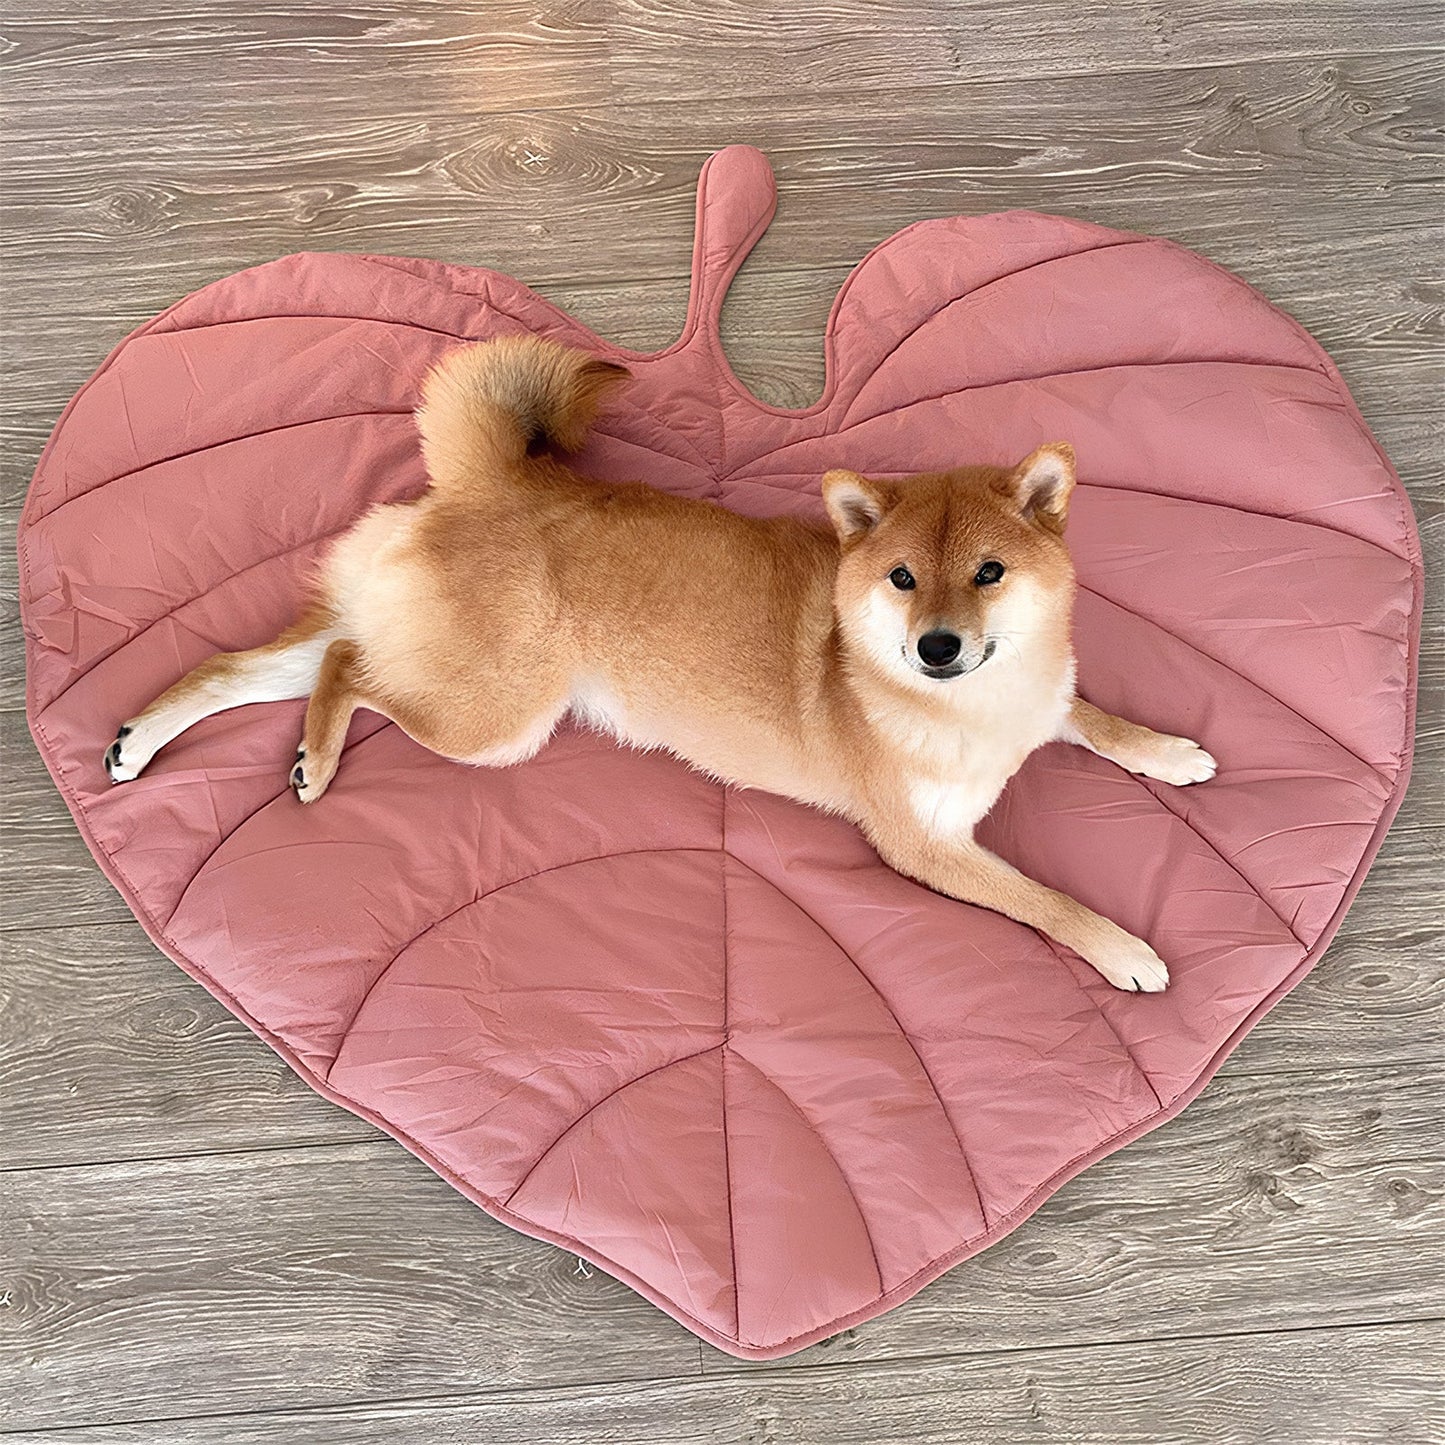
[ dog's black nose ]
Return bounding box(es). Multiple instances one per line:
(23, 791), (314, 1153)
(917, 631), (962, 667)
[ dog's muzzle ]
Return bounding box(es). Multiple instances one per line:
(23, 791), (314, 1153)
(907, 637), (997, 680)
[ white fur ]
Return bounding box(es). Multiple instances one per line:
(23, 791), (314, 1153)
(849, 576), (1077, 840)
(908, 777), (992, 839)
(852, 585), (917, 684)
(459, 703), (566, 767)
(904, 674), (1070, 841)
(1059, 715), (1218, 786)
(569, 675), (629, 738)
(1016, 449), (1072, 511)
(108, 630), (337, 781)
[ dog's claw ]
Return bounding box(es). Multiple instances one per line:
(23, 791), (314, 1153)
(104, 737), (133, 784)
(290, 741), (327, 803)
(1086, 929), (1170, 992)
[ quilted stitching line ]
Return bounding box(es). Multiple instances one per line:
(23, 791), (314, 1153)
(1118, 766), (1310, 951)
(730, 1051), (886, 1297)
(9, 270), (511, 545)
(712, 465), (1413, 560)
(163, 264), (564, 345)
(28, 408), (416, 528)
(22, 569), (1421, 1365)
(16, 196), (1425, 1360)
(149, 309), (475, 343)
(1152, 235), (1423, 591)
(161, 721), (394, 932)
(1078, 580), (1392, 786)
(37, 518), (367, 720)
(148, 300), (711, 470)
(21, 687), (1296, 1367)
(729, 353), (1344, 478)
(46, 736), (1178, 1368)
(588, 420), (718, 479)
(353, 257), (584, 343)
(322, 845), (727, 1078)
(1078, 479), (1414, 561)
(725, 854), (990, 1233)
(501, 1043), (726, 1209)
(836, 354), (1336, 433)
(834, 235), (1155, 419)
(16, 180), (1427, 1364)
(1032, 931), (1165, 1111)
(718, 793), (741, 1337)
(144, 727), (1298, 1177)
(27, 309), (710, 527)
(741, 1084), (1177, 1356)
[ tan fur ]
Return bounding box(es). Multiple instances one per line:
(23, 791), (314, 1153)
(108, 337), (1216, 992)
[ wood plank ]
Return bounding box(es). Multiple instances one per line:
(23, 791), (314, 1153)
(1, 2), (1441, 1441)
(0, 922), (378, 1171)
(0, 1144), (701, 1434)
(0, 708), (136, 932)
(711, 1060), (1445, 1372)
(4, 1320), (1439, 1445)
(3, 205), (1441, 446)
(2, 1064), (1440, 1428)
(3, 0), (1437, 113)
(4, 53), (1439, 524)
(1, 52), (1438, 309)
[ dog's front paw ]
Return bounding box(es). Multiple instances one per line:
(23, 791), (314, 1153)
(1136, 733), (1216, 787)
(1081, 926), (1170, 993)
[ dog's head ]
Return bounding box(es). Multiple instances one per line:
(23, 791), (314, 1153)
(822, 444), (1077, 689)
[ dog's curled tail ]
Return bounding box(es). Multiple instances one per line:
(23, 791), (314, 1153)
(415, 335), (630, 490)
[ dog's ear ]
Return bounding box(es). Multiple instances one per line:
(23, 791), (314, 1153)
(823, 469), (895, 542)
(1006, 443), (1075, 535)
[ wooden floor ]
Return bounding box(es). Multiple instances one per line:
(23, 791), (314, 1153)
(2, 4), (1442, 1441)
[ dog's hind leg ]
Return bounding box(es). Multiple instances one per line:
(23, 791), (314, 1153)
(290, 639), (369, 804)
(105, 606), (338, 783)
(293, 639), (572, 803)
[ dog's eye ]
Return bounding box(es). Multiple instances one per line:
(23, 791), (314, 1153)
(889, 566), (916, 590)
(974, 561), (1005, 586)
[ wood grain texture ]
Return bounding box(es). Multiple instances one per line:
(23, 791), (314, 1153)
(4, 1321), (1440, 1445)
(2, 0), (1441, 1437)
(0, 709), (136, 932)
(3, 207), (1441, 460)
(3, 0), (1438, 80)
(2, 1065), (1440, 1428)
(0, 1142), (702, 1432)
(0, 922), (379, 1171)
(3, 52), (1438, 318)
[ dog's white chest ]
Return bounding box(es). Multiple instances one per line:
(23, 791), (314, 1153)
(908, 775), (999, 838)
(906, 735), (1027, 838)
(902, 675), (1072, 841)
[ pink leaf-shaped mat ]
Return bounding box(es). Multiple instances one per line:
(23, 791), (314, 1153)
(19, 146), (1421, 1358)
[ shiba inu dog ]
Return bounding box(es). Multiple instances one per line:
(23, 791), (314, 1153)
(106, 337), (1215, 992)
